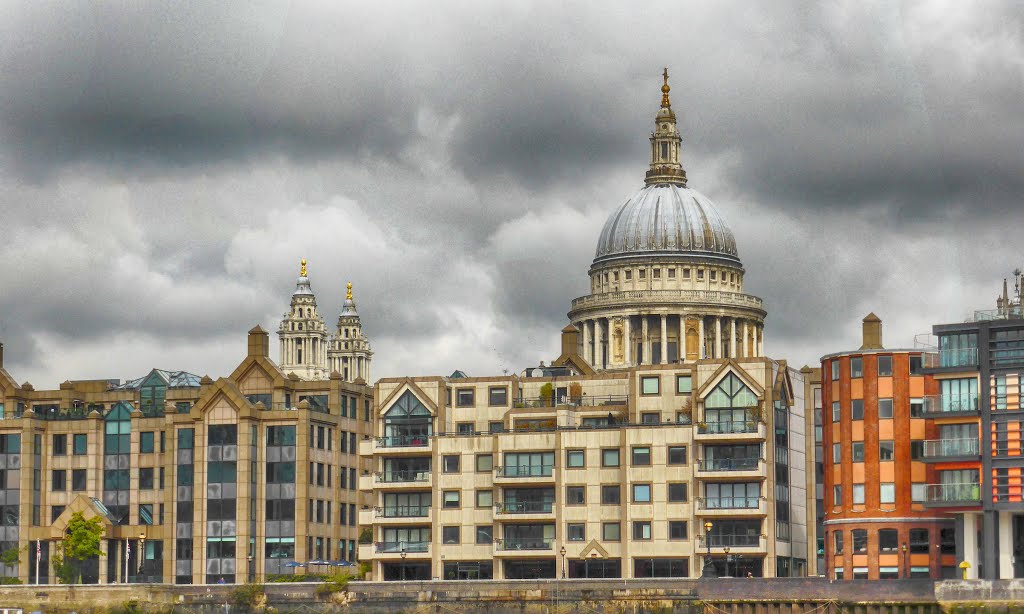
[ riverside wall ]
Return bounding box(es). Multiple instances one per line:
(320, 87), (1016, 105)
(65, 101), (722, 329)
(0, 579), (1022, 614)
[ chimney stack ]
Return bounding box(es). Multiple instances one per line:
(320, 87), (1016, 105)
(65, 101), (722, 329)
(860, 313), (883, 350)
(247, 326), (270, 358)
(0, 342), (4, 368)
(561, 324), (581, 358)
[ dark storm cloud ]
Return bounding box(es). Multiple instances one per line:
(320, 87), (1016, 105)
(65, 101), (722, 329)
(0, 1), (1021, 383)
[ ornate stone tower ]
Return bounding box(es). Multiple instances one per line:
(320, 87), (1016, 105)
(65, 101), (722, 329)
(328, 282), (373, 382)
(567, 70), (767, 370)
(277, 259), (330, 380)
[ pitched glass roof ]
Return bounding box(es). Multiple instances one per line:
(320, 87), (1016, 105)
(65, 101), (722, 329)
(113, 369), (202, 390)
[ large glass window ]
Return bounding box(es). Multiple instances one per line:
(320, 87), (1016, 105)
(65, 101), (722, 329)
(939, 333), (978, 367)
(503, 452), (554, 477)
(382, 391), (432, 446)
(941, 378), (978, 412)
(704, 483), (760, 509)
(705, 373), (758, 408)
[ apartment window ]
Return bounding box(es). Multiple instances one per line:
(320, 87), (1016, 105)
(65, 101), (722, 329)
(833, 531), (844, 554)
(602, 522), (621, 541)
(476, 526), (493, 544)
(676, 375), (692, 394)
(632, 521), (652, 540)
(832, 402), (840, 422)
(51, 470), (66, 491)
(850, 357), (863, 378)
(602, 448), (620, 467)
(910, 528), (930, 553)
(489, 421), (504, 433)
(669, 521), (688, 540)
(488, 387), (508, 406)
(443, 491), (461, 509)
(442, 526), (460, 545)
(852, 484), (865, 505)
(880, 483), (895, 504)
(832, 485), (842, 506)
(476, 454), (493, 472)
(851, 400), (864, 420)
(668, 482), (688, 503)
(632, 484), (652, 503)
(641, 412), (660, 424)
(457, 422), (474, 434)
(631, 446), (651, 466)
(879, 440), (895, 461)
(909, 355), (923, 374)
(476, 490), (492, 508)
(910, 441), (924, 460)
(456, 389), (475, 407)
(139, 467), (154, 490)
(51, 505), (65, 523)
(879, 528), (898, 552)
(641, 376), (660, 395)
(852, 442), (864, 462)
(911, 483), (926, 502)
(601, 485), (621, 505)
(668, 446), (687, 465)
(567, 523), (585, 542)
(566, 450), (585, 468)
(566, 486), (585, 505)
(877, 355), (893, 376)
(443, 455), (460, 473)
(878, 398), (893, 419)
(832, 443), (841, 463)
(910, 398), (924, 418)
(72, 469), (86, 491)
(140, 431), (155, 453)
(52, 434), (67, 456)
(852, 529), (868, 553)
(73, 434), (87, 455)
(831, 361), (840, 381)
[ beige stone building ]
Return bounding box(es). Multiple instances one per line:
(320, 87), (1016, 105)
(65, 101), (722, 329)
(0, 270), (373, 585)
(359, 73), (811, 581)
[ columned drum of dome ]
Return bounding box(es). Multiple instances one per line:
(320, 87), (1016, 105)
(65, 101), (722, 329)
(568, 71), (766, 370)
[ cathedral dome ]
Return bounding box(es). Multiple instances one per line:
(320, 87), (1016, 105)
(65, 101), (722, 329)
(593, 183), (739, 266)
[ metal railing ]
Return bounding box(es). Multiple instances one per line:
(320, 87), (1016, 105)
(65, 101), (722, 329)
(922, 438), (979, 459)
(698, 421), (760, 435)
(971, 306), (1023, 322)
(923, 394), (980, 414)
(698, 458), (761, 472)
(498, 539), (552, 551)
(32, 407), (91, 421)
(495, 501), (554, 514)
(924, 348), (979, 369)
(376, 435), (431, 448)
(376, 506), (430, 518)
(376, 470), (430, 483)
(571, 289), (764, 311)
(375, 541), (429, 553)
(496, 466), (554, 478)
(697, 534), (763, 548)
(512, 395), (628, 408)
(926, 483), (981, 504)
(698, 496), (762, 510)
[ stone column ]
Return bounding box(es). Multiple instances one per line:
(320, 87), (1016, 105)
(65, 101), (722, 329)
(660, 314), (668, 364)
(757, 325), (764, 356)
(715, 317), (723, 359)
(698, 317), (705, 359)
(641, 315), (650, 365)
(594, 318), (604, 370)
(742, 320), (749, 358)
(624, 316), (632, 365)
(582, 320), (591, 365)
(730, 317), (737, 359)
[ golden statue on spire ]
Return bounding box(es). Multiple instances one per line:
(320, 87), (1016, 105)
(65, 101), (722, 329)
(346, 282), (353, 301)
(661, 67), (671, 107)
(300, 259), (307, 277)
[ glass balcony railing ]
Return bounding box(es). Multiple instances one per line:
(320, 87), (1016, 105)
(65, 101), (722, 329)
(377, 470), (430, 483)
(499, 539), (552, 551)
(497, 466), (554, 478)
(922, 438), (979, 459)
(698, 458), (761, 472)
(376, 435), (431, 448)
(376, 541), (429, 553)
(377, 506), (430, 518)
(926, 483), (981, 504)
(936, 348), (979, 368)
(698, 534), (762, 548)
(923, 394), (980, 415)
(699, 497), (761, 510)
(495, 501), (553, 514)
(698, 421), (759, 435)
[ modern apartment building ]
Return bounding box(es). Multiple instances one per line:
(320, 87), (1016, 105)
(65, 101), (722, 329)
(801, 365), (823, 576)
(922, 275), (1024, 579)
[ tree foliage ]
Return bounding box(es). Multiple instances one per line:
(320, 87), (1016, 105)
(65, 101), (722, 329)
(52, 511), (105, 584)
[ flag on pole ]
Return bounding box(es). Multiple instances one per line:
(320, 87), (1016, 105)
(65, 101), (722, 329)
(35, 540), (40, 562)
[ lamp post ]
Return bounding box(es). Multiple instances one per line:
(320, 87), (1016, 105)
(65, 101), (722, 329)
(724, 547), (731, 578)
(400, 548), (407, 582)
(901, 543), (907, 579)
(701, 521), (717, 578)
(560, 546), (566, 579)
(138, 533), (146, 583)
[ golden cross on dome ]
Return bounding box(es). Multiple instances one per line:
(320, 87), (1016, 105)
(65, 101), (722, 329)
(661, 68), (671, 107)
(300, 259), (307, 277)
(346, 282), (353, 301)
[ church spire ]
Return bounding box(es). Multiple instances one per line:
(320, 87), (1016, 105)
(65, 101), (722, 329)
(645, 68), (687, 187)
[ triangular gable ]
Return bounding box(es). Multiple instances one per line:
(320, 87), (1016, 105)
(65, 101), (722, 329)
(190, 378), (255, 420)
(579, 539), (610, 559)
(105, 401), (134, 420)
(229, 355), (286, 391)
(773, 362), (794, 406)
(551, 352), (596, 376)
(695, 360), (765, 400)
(0, 367), (20, 396)
(49, 495), (115, 539)
(378, 379), (438, 416)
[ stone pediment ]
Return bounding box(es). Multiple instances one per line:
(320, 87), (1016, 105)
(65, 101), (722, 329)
(579, 539), (610, 559)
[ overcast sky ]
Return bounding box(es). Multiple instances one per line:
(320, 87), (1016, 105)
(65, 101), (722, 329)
(1, 1), (1022, 388)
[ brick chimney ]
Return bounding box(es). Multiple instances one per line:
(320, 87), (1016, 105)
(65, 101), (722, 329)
(561, 324), (581, 358)
(247, 325), (270, 358)
(860, 313), (883, 350)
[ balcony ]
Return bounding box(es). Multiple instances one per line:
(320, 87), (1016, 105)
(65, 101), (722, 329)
(695, 421), (765, 442)
(922, 394), (980, 418)
(512, 394), (628, 409)
(376, 505), (430, 519)
(375, 541), (430, 554)
(697, 497), (767, 516)
(376, 470), (431, 484)
(922, 438), (980, 461)
(373, 435), (433, 455)
(924, 483), (981, 508)
(695, 458), (765, 480)
(570, 289), (764, 312)
(697, 534), (766, 550)
(494, 501), (554, 517)
(496, 539), (553, 552)
(924, 348), (979, 370)
(494, 466), (555, 483)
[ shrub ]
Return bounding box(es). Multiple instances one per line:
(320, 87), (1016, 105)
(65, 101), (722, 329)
(229, 583), (266, 610)
(315, 572), (352, 596)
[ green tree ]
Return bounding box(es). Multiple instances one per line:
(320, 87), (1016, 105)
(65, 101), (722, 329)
(51, 512), (105, 584)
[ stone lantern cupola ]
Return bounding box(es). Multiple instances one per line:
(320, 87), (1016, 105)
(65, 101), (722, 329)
(277, 259), (330, 380)
(328, 282), (373, 383)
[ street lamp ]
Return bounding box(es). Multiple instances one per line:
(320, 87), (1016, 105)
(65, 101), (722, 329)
(901, 543), (907, 579)
(138, 533), (146, 583)
(701, 521), (717, 578)
(723, 547), (731, 578)
(400, 547), (407, 582)
(559, 546), (566, 579)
